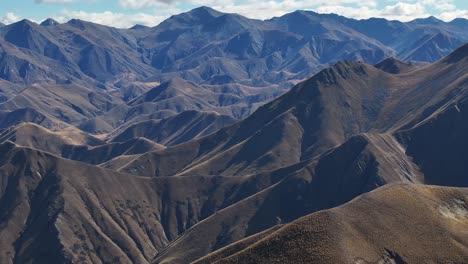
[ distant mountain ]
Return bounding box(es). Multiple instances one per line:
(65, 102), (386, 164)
(0, 7), (465, 132)
(450, 18), (468, 29)
(399, 32), (464, 62)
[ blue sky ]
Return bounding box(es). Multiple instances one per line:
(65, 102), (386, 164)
(1, 0), (467, 28)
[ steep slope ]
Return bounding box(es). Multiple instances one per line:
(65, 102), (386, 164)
(0, 107), (70, 130)
(0, 142), (286, 263)
(110, 110), (237, 146)
(0, 8), (465, 134)
(1, 19), (68, 62)
(399, 32), (464, 62)
(120, 44), (467, 178)
(119, 61), (389, 177)
(152, 132), (423, 263)
(94, 78), (275, 131)
(0, 18), (156, 85)
(40, 18), (60, 27)
(0, 122), (101, 145)
(374, 57), (417, 74)
(397, 93), (468, 187)
(146, 43), (468, 263)
(139, 7), (392, 86)
(0, 123), (164, 165)
(0, 83), (122, 126)
(0, 10), (465, 264)
(196, 184), (468, 264)
(1, 7), (462, 89)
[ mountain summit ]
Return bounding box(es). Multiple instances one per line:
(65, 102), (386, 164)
(40, 18), (60, 26)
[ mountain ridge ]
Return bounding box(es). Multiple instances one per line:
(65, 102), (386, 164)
(0, 8), (466, 264)
(0, 7), (465, 135)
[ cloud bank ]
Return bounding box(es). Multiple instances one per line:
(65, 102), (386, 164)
(5, 0), (468, 28)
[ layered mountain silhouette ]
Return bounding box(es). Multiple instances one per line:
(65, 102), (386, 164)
(0, 7), (466, 131)
(0, 39), (464, 263)
(0, 6), (467, 264)
(118, 43), (467, 179)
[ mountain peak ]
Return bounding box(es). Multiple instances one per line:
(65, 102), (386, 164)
(374, 57), (416, 74)
(190, 6), (223, 17)
(159, 6), (224, 28)
(130, 24), (149, 30)
(295, 60), (369, 91)
(176, 6), (223, 21)
(40, 18), (60, 27)
(410, 16), (444, 25)
(13, 19), (37, 27)
(66, 18), (88, 29)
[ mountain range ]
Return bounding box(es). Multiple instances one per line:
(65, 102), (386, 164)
(0, 6), (467, 264)
(0, 7), (467, 136)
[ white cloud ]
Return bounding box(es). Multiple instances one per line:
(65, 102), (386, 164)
(53, 9), (178, 28)
(118, 0), (378, 13)
(2, 0), (466, 27)
(118, 0), (176, 9)
(156, 1), (461, 22)
(438, 9), (468, 21)
(422, 0), (456, 11)
(186, 0), (378, 20)
(35, 0), (75, 3)
(314, 2), (434, 21)
(0, 12), (21, 24)
(381, 2), (427, 19)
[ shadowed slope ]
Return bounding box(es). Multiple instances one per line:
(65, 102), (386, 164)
(110, 110), (237, 146)
(152, 133), (423, 263)
(0, 83), (122, 126)
(196, 184), (468, 264)
(0, 107), (70, 130)
(0, 142), (288, 263)
(374, 57), (417, 74)
(121, 44), (467, 178)
(0, 123), (164, 165)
